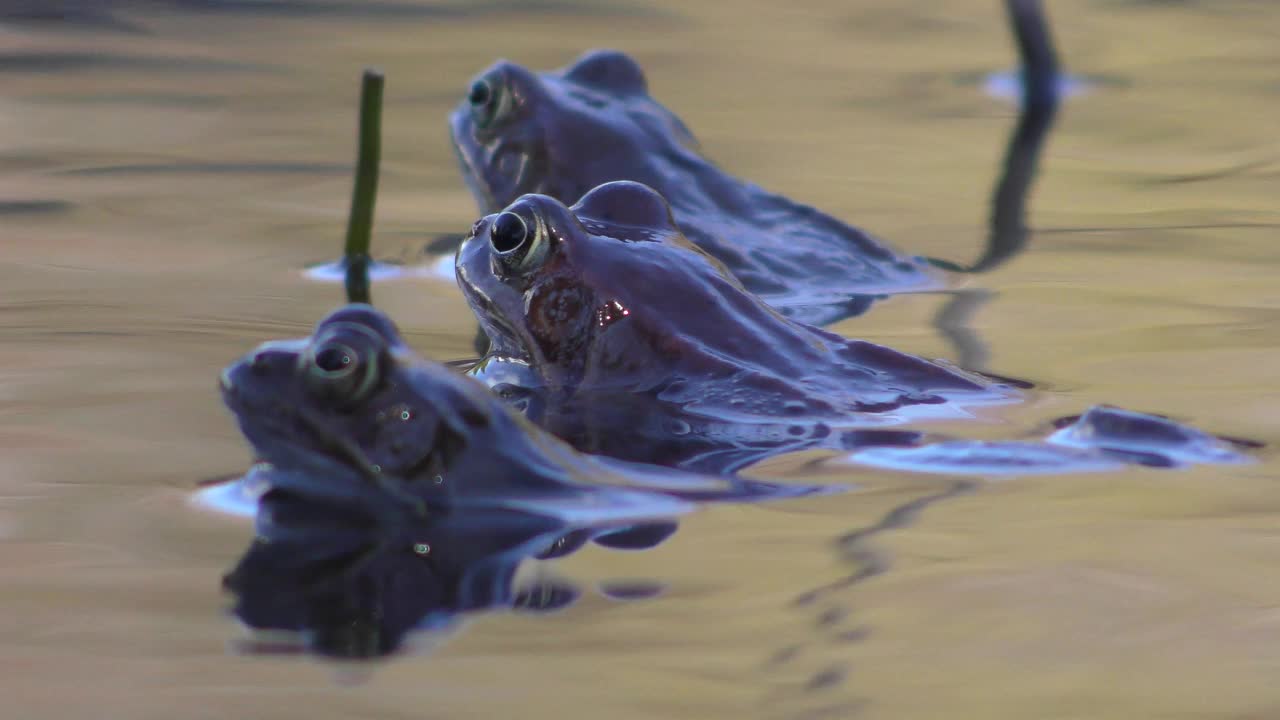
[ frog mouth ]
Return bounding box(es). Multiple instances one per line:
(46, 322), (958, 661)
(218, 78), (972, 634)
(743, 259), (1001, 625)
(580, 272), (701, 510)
(454, 247), (537, 364)
(452, 137), (498, 211)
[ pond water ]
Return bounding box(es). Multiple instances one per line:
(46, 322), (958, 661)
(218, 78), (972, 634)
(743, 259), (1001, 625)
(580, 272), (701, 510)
(3, 1), (1279, 718)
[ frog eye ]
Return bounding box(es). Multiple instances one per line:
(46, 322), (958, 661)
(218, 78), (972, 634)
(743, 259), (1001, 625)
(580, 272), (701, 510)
(303, 333), (382, 408)
(468, 73), (514, 130)
(490, 211), (527, 252)
(489, 210), (548, 273)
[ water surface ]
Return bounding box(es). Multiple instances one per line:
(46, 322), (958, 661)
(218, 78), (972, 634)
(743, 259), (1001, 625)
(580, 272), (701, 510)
(3, 1), (1279, 718)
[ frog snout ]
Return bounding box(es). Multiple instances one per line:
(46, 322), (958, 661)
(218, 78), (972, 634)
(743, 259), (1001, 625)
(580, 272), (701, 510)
(218, 361), (257, 399)
(220, 341), (306, 398)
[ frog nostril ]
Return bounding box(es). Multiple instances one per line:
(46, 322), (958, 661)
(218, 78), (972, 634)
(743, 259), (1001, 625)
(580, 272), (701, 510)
(249, 351), (271, 374)
(490, 212), (528, 254)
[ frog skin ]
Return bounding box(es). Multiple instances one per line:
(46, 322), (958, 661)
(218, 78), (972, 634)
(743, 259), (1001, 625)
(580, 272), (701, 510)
(455, 181), (1018, 473)
(450, 49), (939, 327)
(218, 304), (824, 531)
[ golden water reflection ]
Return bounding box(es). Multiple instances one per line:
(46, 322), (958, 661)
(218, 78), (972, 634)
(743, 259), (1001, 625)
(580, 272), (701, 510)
(2, 1), (1279, 718)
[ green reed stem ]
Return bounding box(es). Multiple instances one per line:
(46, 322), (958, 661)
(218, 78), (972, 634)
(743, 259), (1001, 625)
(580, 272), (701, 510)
(344, 69), (384, 305)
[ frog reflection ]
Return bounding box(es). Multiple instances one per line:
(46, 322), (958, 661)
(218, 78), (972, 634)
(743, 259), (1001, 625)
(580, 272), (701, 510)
(450, 50), (937, 327)
(225, 491), (671, 659)
(456, 181), (1019, 473)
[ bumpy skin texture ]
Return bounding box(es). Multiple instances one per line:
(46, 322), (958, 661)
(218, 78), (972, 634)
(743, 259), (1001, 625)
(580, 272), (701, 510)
(218, 304), (816, 522)
(450, 49), (940, 327)
(455, 182), (1017, 473)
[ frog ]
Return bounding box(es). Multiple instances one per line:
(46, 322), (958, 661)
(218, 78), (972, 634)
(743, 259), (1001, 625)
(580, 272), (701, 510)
(217, 303), (827, 530)
(455, 180), (1019, 473)
(449, 49), (941, 327)
(454, 181), (1259, 474)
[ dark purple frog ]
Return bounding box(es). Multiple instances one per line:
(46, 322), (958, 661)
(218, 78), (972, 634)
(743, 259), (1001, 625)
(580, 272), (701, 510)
(456, 181), (1017, 472)
(450, 50), (939, 326)
(455, 181), (1252, 475)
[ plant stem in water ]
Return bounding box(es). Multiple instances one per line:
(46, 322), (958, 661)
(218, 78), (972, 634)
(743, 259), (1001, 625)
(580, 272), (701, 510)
(344, 68), (384, 304)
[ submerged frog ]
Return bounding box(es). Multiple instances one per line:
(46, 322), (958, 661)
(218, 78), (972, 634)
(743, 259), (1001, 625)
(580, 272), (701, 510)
(456, 181), (1018, 472)
(217, 303), (824, 529)
(450, 49), (939, 326)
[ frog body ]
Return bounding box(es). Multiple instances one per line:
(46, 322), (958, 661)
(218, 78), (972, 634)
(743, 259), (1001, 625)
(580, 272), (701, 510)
(450, 50), (941, 326)
(455, 181), (1016, 472)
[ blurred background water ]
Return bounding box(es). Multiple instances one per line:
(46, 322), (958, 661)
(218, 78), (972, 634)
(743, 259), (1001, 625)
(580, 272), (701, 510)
(2, 1), (1278, 718)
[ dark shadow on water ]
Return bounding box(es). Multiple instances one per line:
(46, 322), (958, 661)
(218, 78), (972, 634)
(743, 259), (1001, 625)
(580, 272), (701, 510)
(0, 199), (74, 216)
(224, 494), (678, 659)
(423, 232), (467, 255)
(63, 161), (351, 176)
(25, 92), (228, 107)
(0, 0), (671, 33)
(0, 51), (269, 74)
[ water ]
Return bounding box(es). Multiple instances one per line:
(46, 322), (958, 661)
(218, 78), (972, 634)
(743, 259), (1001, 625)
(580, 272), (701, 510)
(3, 1), (1279, 717)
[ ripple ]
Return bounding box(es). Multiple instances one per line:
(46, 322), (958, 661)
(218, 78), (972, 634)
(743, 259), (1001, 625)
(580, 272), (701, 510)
(0, 200), (73, 216)
(303, 258), (427, 283)
(0, 51), (268, 74)
(64, 162), (348, 176)
(598, 580), (666, 602)
(848, 441), (1127, 477)
(845, 406), (1254, 477)
(980, 69), (1100, 104)
(1047, 405), (1254, 467)
(429, 253), (457, 282)
(190, 474), (261, 518)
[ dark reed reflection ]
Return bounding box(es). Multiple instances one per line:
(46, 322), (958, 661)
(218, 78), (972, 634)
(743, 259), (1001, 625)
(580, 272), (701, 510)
(931, 0), (1063, 370)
